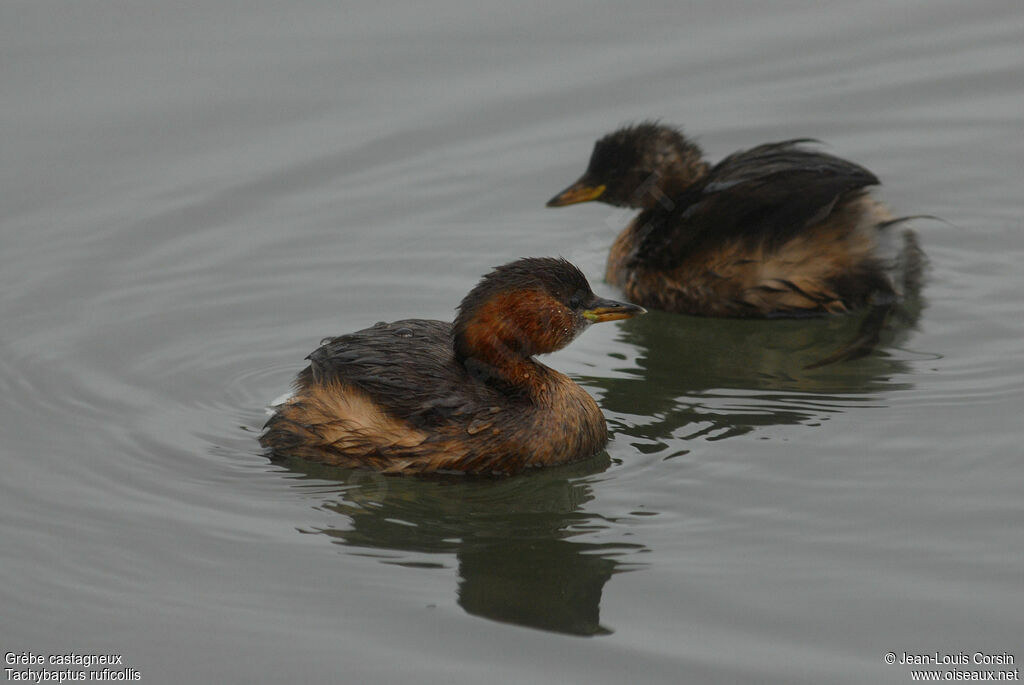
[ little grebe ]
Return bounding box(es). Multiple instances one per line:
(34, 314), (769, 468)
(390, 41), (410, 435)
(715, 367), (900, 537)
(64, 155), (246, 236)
(260, 257), (645, 475)
(547, 122), (906, 317)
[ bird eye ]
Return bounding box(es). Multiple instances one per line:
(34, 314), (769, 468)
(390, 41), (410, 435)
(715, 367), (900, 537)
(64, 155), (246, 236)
(569, 293), (583, 309)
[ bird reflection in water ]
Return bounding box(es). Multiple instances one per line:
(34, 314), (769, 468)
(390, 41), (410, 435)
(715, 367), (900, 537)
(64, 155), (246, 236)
(278, 455), (647, 637)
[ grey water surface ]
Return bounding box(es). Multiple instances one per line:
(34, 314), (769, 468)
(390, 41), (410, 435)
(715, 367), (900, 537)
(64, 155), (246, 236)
(2, 2), (1023, 684)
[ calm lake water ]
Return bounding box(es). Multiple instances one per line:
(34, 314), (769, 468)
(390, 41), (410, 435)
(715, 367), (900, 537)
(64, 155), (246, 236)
(2, 2), (1023, 684)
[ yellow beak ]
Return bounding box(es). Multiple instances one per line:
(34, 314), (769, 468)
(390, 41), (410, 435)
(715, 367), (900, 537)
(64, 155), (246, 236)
(582, 298), (646, 323)
(546, 179), (607, 207)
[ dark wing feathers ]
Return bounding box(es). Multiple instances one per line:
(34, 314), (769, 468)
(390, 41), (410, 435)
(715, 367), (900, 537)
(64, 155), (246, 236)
(634, 141), (879, 267)
(298, 319), (495, 427)
(706, 139), (877, 192)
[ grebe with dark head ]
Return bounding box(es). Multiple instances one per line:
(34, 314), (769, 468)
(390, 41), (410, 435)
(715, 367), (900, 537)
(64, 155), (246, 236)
(548, 121), (912, 318)
(261, 257), (645, 475)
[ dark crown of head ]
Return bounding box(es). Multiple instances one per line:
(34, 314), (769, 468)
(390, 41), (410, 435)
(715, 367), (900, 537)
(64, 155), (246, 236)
(589, 121), (701, 175)
(457, 257), (591, 317)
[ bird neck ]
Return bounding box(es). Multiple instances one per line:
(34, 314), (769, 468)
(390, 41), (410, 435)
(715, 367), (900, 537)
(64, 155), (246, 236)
(635, 161), (710, 210)
(453, 292), (571, 397)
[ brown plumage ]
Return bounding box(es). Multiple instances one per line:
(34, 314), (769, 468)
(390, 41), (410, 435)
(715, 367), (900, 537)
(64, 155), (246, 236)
(260, 257), (645, 476)
(548, 122), (906, 317)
